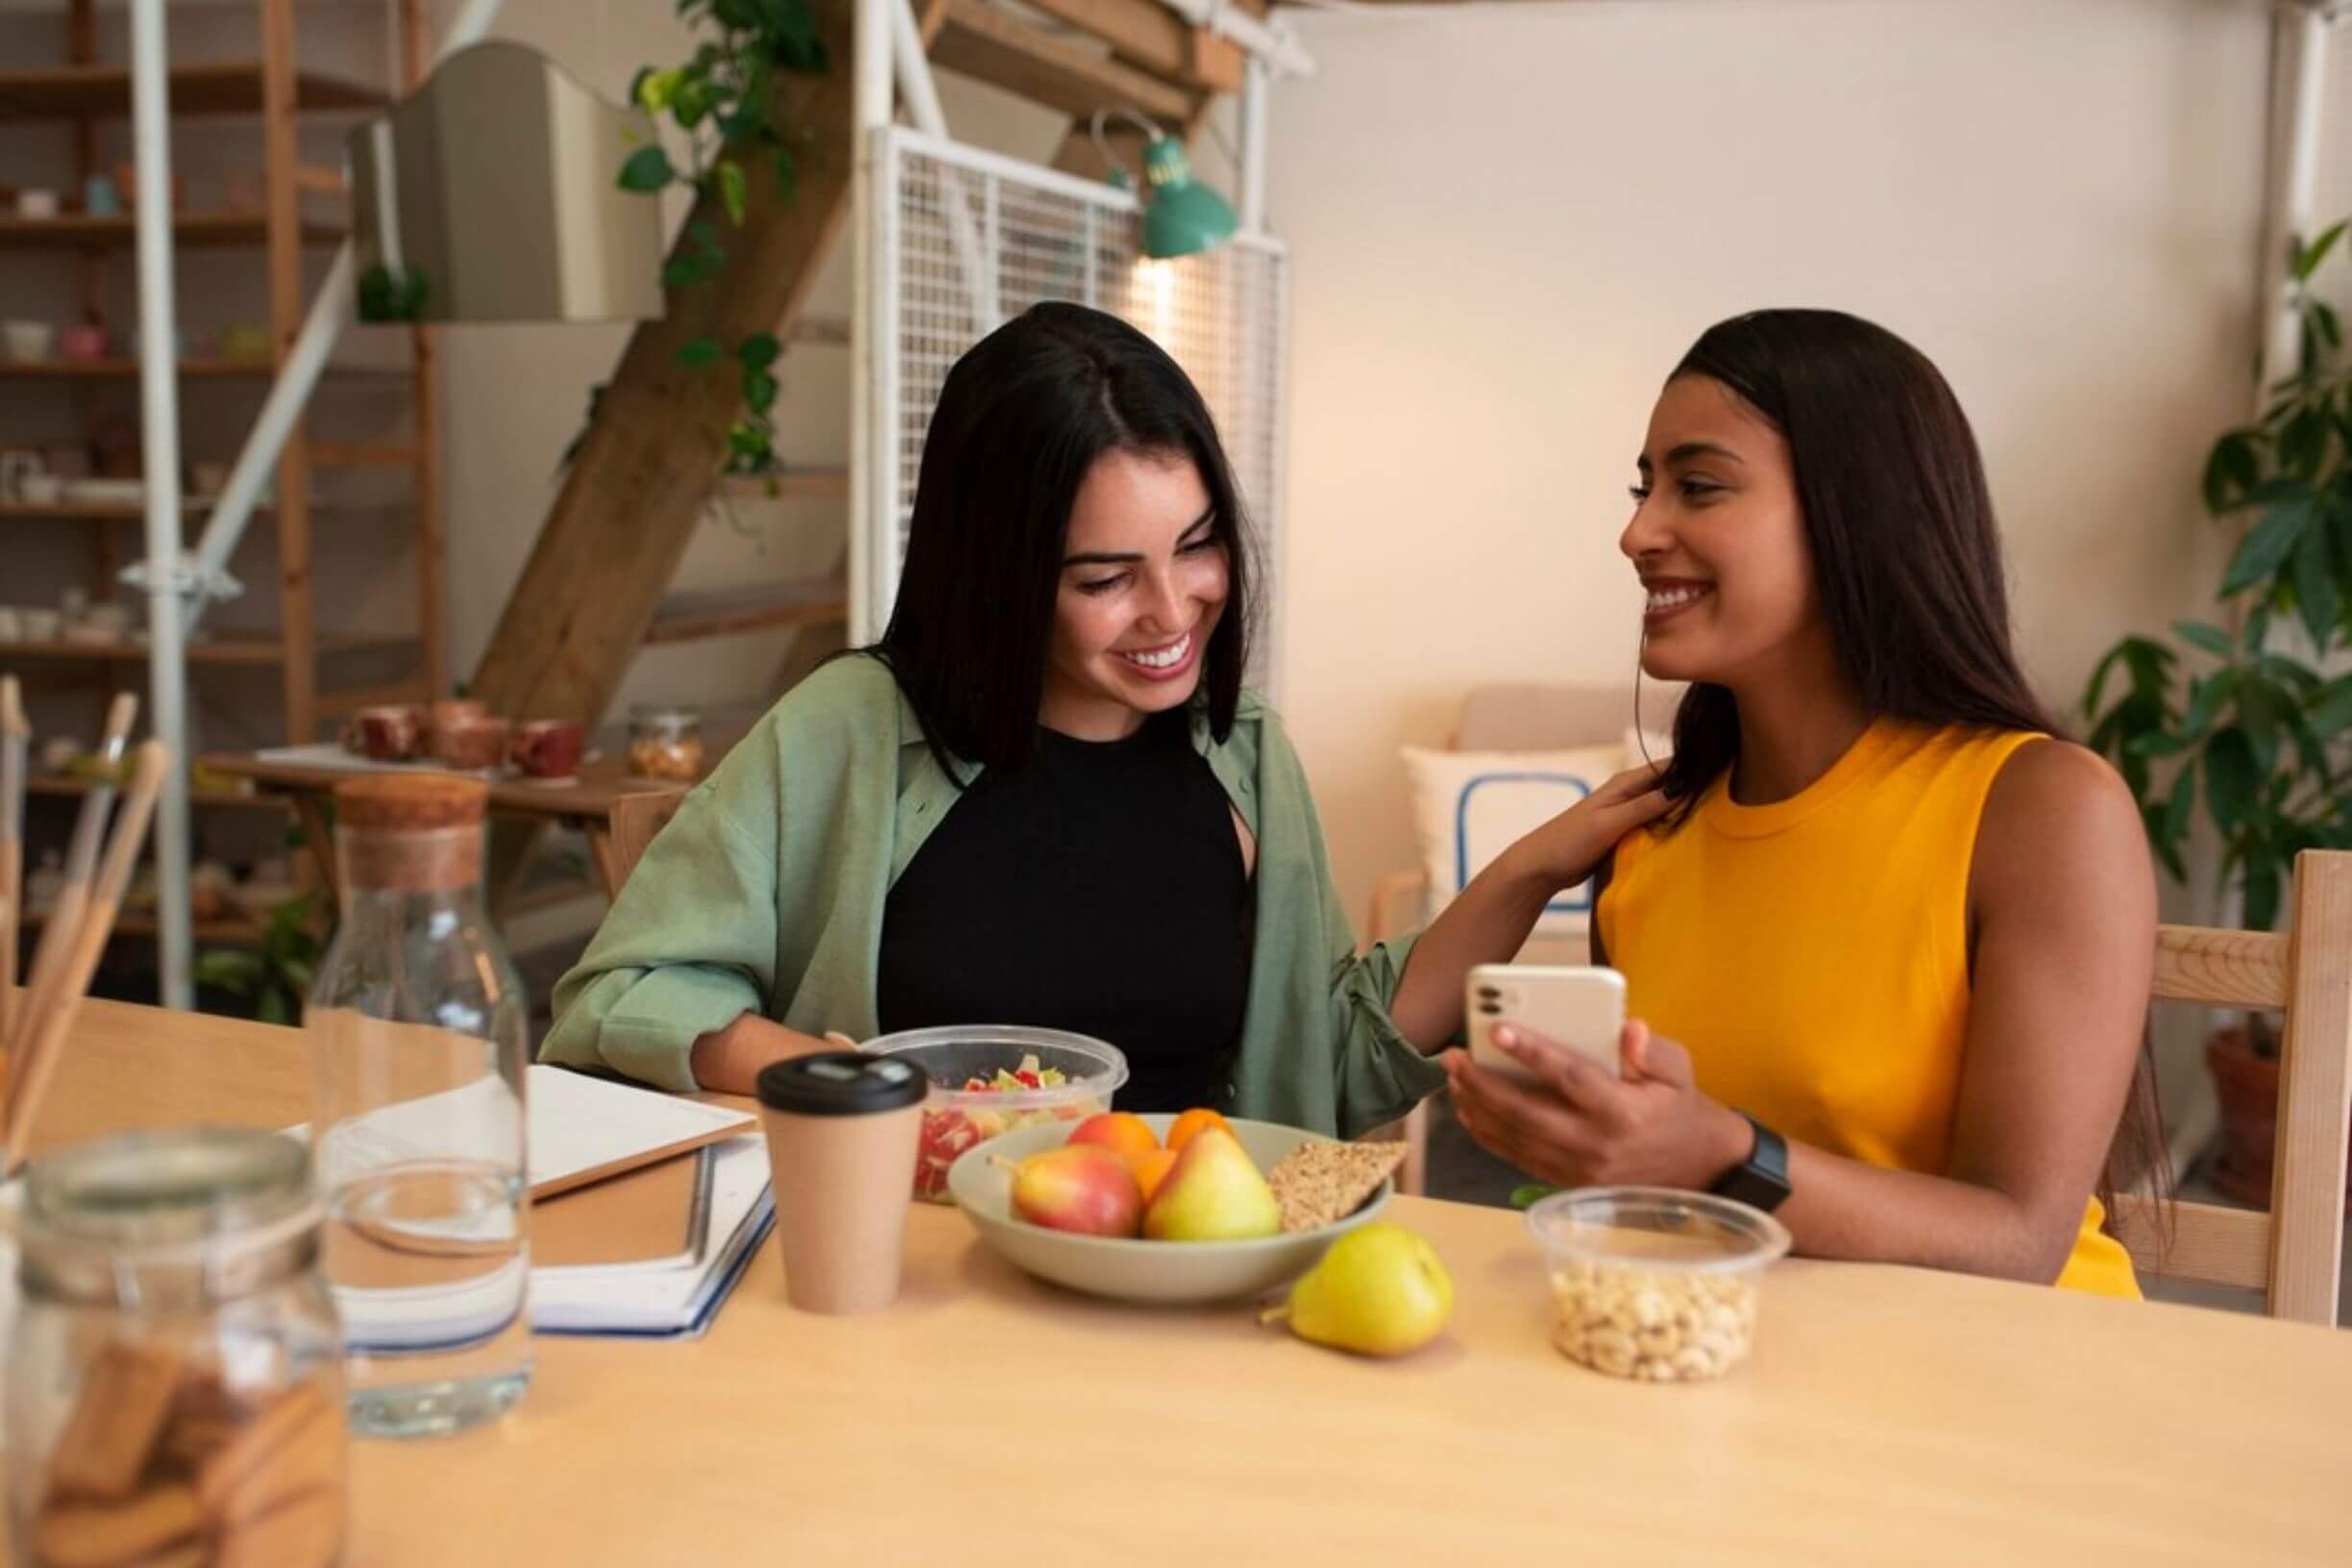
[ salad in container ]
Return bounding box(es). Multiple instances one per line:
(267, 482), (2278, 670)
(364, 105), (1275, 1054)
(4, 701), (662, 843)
(859, 1026), (1128, 1201)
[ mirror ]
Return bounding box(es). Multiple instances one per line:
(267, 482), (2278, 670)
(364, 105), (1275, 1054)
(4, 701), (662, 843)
(348, 41), (664, 324)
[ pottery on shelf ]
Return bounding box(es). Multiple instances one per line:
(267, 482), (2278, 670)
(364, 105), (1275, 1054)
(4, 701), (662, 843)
(13, 189), (59, 219)
(2, 320), (54, 363)
(59, 325), (109, 362)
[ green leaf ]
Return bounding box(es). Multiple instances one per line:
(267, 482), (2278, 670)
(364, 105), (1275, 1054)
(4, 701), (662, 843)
(2309, 675), (2352, 737)
(743, 368), (777, 413)
(257, 988), (294, 1027)
(689, 220), (720, 248)
(636, 66), (683, 114)
(2243, 600), (2272, 655)
(1508, 1184), (1557, 1211)
(193, 949), (264, 992)
(717, 159), (748, 226)
(617, 144), (676, 192)
(2125, 728), (2190, 758)
(2173, 619), (2235, 657)
(2161, 764), (2196, 850)
(2280, 407), (2328, 480)
(2239, 675), (2288, 775)
(2315, 300), (2344, 354)
(2205, 726), (2260, 836)
(2220, 501), (2315, 597)
(2180, 666), (2241, 741)
(2204, 431), (2261, 513)
(737, 331), (781, 370)
(674, 335), (725, 371)
(2291, 519), (2340, 649)
(2242, 855), (2284, 935)
(772, 144), (796, 193)
(2294, 218), (2348, 283)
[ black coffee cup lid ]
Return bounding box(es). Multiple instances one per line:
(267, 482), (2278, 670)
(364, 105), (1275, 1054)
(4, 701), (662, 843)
(756, 1051), (929, 1116)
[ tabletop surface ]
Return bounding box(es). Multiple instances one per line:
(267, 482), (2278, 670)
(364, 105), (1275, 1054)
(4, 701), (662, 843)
(14, 997), (2352, 1567)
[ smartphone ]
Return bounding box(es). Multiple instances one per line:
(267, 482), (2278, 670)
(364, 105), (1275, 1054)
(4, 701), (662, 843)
(1464, 965), (1627, 1084)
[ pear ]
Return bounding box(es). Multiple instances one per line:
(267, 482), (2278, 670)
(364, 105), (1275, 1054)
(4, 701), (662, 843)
(1142, 1128), (1281, 1242)
(1262, 1223), (1454, 1358)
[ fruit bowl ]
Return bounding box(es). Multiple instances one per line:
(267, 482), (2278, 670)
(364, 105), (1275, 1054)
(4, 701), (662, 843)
(947, 1115), (1393, 1305)
(861, 1026), (1128, 1203)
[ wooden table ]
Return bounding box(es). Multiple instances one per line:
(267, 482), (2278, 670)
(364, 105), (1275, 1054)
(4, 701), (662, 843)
(198, 750), (688, 905)
(16, 999), (2352, 1566)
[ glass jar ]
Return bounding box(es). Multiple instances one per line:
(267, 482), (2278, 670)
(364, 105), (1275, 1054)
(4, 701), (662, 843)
(307, 773), (531, 1438)
(625, 703), (705, 782)
(6, 1127), (348, 1568)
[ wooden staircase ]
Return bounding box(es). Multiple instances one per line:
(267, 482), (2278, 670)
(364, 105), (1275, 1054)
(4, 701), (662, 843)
(465, 0), (1262, 731)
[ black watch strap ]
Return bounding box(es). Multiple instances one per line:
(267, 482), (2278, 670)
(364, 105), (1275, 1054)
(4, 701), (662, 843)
(1709, 1113), (1791, 1213)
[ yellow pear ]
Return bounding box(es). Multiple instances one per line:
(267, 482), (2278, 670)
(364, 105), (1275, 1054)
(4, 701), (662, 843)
(1142, 1127), (1280, 1241)
(1261, 1223), (1454, 1357)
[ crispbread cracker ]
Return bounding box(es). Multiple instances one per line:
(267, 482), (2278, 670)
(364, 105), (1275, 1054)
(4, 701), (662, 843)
(1267, 1139), (1407, 1232)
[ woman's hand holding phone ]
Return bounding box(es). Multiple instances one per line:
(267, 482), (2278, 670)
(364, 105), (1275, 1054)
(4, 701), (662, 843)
(1445, 1017), (1752, 1191)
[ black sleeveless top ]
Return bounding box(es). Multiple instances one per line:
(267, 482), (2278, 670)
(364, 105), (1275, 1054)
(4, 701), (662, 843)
(875, 711), (1251, 1112)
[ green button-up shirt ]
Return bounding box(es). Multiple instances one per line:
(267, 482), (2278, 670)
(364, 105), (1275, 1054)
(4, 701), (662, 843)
(541, 654), (1445, 1139)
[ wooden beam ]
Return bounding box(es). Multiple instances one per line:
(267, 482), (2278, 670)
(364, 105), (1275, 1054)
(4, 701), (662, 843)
(1016, 0), (1241, 93)
(641, 580), (848, 647)
(466, 0), (858, 725)
(2152, 924), (2289, 1010)
(930, 0), (1192, 126)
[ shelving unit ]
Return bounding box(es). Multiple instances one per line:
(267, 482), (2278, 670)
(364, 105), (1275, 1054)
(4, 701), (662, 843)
(0, 0), (442, 747)
(2, 0), (442, 968)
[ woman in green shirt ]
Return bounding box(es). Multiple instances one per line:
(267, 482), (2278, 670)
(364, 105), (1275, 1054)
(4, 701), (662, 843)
(543, 303), (1661, 1138)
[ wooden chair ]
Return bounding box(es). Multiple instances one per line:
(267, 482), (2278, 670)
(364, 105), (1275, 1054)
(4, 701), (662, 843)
(602, 791), (686, 893)
(2113, 848), (2352, 1325)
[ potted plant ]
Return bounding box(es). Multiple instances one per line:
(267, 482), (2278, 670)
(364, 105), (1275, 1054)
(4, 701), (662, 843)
(193, 894), (322, 1027)
(2084, 215), (2352, 1204)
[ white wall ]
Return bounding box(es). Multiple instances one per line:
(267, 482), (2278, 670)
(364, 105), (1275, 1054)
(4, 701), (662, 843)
(1267, 0), (2315, 936)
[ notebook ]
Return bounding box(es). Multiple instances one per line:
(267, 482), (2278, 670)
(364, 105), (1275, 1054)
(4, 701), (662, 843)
(530, 1136), (773, 1339)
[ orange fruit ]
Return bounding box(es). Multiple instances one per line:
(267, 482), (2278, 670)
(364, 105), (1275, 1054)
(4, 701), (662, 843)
(1067, 1111), (1159, 1161)
(1165, 1108), (1233, 1154)
(1129, 1147), (1179, 1203)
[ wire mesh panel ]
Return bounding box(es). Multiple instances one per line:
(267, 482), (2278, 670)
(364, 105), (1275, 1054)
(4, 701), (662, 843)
(862, 128), (1288, 681)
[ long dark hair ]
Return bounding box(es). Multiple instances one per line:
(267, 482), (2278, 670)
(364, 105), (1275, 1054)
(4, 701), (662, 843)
(1651, 308), (2168, 1212)
(872, 302), (1254, 776)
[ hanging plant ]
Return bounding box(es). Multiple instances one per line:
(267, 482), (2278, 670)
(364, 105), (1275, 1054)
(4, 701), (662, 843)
(600, 0), (829, 479)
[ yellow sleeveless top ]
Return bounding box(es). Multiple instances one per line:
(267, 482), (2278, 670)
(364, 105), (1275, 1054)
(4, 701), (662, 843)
(1599, 721), (2139, 1297)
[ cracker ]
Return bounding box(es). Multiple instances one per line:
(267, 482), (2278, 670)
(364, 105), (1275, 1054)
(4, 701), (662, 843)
(1266, 1139), (1407, 1232)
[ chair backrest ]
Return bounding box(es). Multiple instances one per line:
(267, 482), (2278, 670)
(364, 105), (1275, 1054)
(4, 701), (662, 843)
(2112, 848), (2352, 1324)
(1454, 683), (1660, 752)
(606, 791), (686, 892)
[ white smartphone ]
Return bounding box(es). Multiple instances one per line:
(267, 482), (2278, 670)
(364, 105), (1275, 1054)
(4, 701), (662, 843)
(1464, 965), (1627, 1084)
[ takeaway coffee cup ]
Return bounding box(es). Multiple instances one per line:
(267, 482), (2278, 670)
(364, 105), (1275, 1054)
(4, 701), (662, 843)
(755, 1052), (929, 1314)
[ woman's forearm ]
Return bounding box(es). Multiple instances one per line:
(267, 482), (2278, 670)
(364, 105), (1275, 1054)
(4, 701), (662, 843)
(1386, 843), (1556, 1049)
(1770, 1140), (2084, 1285)
(688, 1013), (837, 1093)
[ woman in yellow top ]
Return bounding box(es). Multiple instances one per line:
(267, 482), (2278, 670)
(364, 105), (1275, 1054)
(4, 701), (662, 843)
(1448, 308), (2161, 1296)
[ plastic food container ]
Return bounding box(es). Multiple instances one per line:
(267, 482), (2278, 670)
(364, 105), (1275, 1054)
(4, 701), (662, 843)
(860, 1026), (1128, 1202)
(1525, 1187), (1789, 1383)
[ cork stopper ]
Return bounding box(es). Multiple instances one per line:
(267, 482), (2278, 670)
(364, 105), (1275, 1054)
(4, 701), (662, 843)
(332, 774), (487, 832)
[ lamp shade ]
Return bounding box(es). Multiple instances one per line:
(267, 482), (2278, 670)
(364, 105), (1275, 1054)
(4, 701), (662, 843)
(1139, 135), (1237, 260)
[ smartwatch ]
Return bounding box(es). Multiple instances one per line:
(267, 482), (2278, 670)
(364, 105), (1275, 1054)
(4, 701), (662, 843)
(1709, 1112), (1791, 1213)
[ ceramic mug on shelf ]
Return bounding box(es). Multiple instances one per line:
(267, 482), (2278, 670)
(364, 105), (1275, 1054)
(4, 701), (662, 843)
(19, 474), (62, 506)
(59, 325), (108, 363)
(2, 321), (53, 364)
(13, 189), (58, 219)
(83, 175), (122, 217)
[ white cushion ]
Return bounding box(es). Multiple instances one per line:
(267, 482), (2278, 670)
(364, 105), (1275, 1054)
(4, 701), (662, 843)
(1401, 744), (1627, 935)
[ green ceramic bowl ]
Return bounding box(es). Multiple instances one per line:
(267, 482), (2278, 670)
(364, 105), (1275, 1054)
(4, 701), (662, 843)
(946, 1115), (1392, 1305)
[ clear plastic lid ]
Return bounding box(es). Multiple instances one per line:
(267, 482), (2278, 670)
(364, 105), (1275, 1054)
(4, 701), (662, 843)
(1524, 1187), (1791, 1275)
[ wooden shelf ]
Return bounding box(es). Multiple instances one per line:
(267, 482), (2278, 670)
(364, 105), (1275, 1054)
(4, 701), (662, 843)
(27, 774), (286, 811)
(0, 212), (347, 250)
(0, 501), (360, 524)
(0, 359), (410, 381)
(642, 579), (848, 647)
(22, 905), (257, 941)
(0, 61), (386, 122)
(930, 0), (1192, 125)
(0, 633), (417, 665)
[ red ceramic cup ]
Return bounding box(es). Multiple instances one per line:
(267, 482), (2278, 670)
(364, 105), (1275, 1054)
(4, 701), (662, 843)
(509, 720), (585, 779)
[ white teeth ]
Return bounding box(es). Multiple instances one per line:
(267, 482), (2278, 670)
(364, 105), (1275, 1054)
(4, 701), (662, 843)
(1121, 632), (1190, 670)
(1646, 585), (1710, 612)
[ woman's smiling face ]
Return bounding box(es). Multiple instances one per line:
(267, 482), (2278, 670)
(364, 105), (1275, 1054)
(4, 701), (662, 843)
(1041, 449), (1231, 741)
(1619, 373), (1825, 688)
